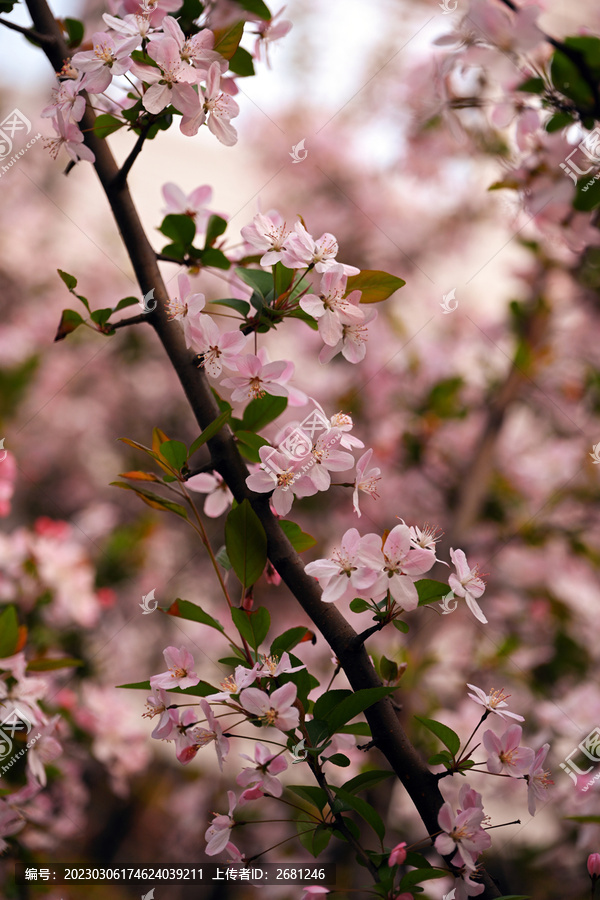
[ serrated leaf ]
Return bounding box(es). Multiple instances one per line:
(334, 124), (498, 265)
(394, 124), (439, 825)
(166, 599), (225, 633)
(279, 519), (317, 552)
(110, 481), (188, 518)
(93, 113), (124, 139)
(231, 606), (270, 651)
(241, 394), (287, 431)
(225, 499), (267, 588)
(189, 409), (232, 456)
(160, 439), (188, 471)
(54, 309), (84, 341)
(26, 657), (83, 671)
(326, 687), (395, 733)
(346, 269), (406, 304)
(415, 715), (460, 756)
(0, 606), (19, 657)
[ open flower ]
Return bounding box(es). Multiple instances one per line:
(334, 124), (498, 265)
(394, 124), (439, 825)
(527, 743), (553, 815)
(161, 182), (219, 229)
(236, 742), (288, 797)
(189, 314), (247, 378)
(221, 349), (301, 403)
(281, 222), (359, 274)
(304, 527), (380, 604)
(257, 652), (305, 678)
(72, 31), (139, 93)
(299, 266), (365, 347)
(165, 273), (205, 346)
(353, 448), (382, 517)
(319, 309), (377, 364)
(239, 681), (299, 732)
(185, 471), (233, 517)
(368, 523), (436, 610)
(483, 724), (535, 777)
(177, 699), (229, 769)
(449, 548), (487, 624)
(180, 61), (239, 144)
(466, 684), (524, 722)
(434, 801), (491, 871)
(240, 210), (292, 266)
(205, 790), (237, 855)
(45, 111), (95, 164)
(150, 646), (200, 690)
(206, 663), (260, 701)
(246, 446), (316, 516)
(139, 36), (200, 115)
(142, 687), (174, 739)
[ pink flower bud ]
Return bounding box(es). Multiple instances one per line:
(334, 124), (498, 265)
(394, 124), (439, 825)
(388, 841), (407, 866)
(588, 853), (600, 878)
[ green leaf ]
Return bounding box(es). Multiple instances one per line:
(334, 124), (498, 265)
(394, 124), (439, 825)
(90, 307), (113, 327)
(0, 606), (19, 657)
(392, 619), (409, 634)
(235, 430), (270, 463)
(200, 247), (231, 269)
(337, 722), (372, 737)
(324, 753), (351, 767)
(346, 269), (406, 304)
(279, 519), (317, 552)
(305, 718), (330, 749)
(213, 20), (245, 59)
(63, 16), (84, 47)
(550, 49), (595, 109)
(330, 786), (385, 840)
(428, 750), (454, 766)
(414, 716), (460, 756)
(231, 606), (270, 651)
(159, 214), (196, 247)
(288, 785), (329, 812)
(110, 482), (188, 518)
(229, 45), (255, 77)
(545, 112), (573, 132)
(117, 679), (216, 696)
(350, 598), (371, 613)
(54, 309), (84, 342)
(517, 76), (545, 93)
(189, 409), (232, 456)
(313, 690), (352, 720)
(225, 499), (268, 588)
(57, 268), (77, 290)
(211, 298), (250, 317)
(204, 214), (228, 247)
(236, 0), (271, 18)
(343, 769), (394, 795)
(399, 868), (447, 890)
(574, 173), (600, 212)
(326, 687), (395, 733)
(379, 656), (398, 683)
(166, 599), (225, 633)
(235, 266), (273, 297)
(270, 626), (313, 657)
(415, 579), (450, 606)
(114, 296), (139, 311)
(0, 0), (20, 12)
(241, 394), (287, 431)
(93, 113), (124, 139)
(160, 439), (188, 471)
(26, 657), (83, 671)
(216, 546), (232, 570)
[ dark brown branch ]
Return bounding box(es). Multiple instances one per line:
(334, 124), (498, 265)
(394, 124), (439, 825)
(0, 15), (52, 44)
(111, 124), (151, 188)
(21, 3), (502, 895)
(110, 313), (150, 330)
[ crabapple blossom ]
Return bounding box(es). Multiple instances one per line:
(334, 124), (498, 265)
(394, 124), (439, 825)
(150, 646), (200, 690)
(177, 700), (229, 769)
(353, 448), (382, 516)
(221, 349), (303, 404)
(257, 651), (305, 678)
(41, 76), (87, 122)
(165, 273), (205, 347)
(0, 672), (47, 724)
(299, 266), (365, 347)
(71, 32), (139, 93)
(137, 37), (200, 116)
(206, 663), (260, 701)
(26, 717), (63, 787)
(434, 798), (491, 871)
(302, 430), (354, 492)
(240, 211), (292, 266)
(0, 800), (25, 853)
(236, 742), (288, 797)
(527, 743), (553, 815)
(449, 548), (487, 624)
(304, 527), (380, 604)
(142, 687), (174, 739)
(319, 309), (377, 364)
(102, 12), (156, 39)
(388, 841), (407, 866)
(467, 684), (524, 722)
(161, 16), (225, 73)
(161, 182), (220, 228)
(253, 8), (293, 67)
(117, 0), (181, 25)
(185, 471), (233, 517)
(205, 790), (237, 855)
(189, 315), (247, 378)
(180, 61), (240, 144)
(483, 724), (535, 776)
(44, 111), (95, 163)
(588, 853), (600, 878)
(281, 222), (359, 275)
(367, 522), (436, 610)
(452, 873), (485, 899)
(246, 446), (316, 516)
(239, 681), (300, 732)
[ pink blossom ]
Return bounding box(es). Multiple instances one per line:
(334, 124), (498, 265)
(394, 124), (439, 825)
(0, 452), (17, 518)
(72, 31), (139, 93)
(45, 111), (95, 164)
(221, 350), (301, 403)
(236, 742), (288, 797)
(165, 273), (205, 347)
(254, 8), (293, 68)
(161, 16), (225, 73)
(281, 222), (359, 274)
(239, 681), (300, 732)
(449, 548), (487, 624)
(180, 62), (240, 144)
(304, 527), (380, 604)
(303, 430), (354, 492)
(177, 699), (229, 769)
(458, 782), (484, 812)
(161, 182), (220, 229)
(205, 790), (237, 855)
(257, 651), (305, 678)
(300, 266), (364, 346)
(41, 76), (87, 122)
(388, 841), (407, 866)
(26, 716), (63, 787)
(150, 646), (200, 690)
(142, 687), (174, 739)
(452, 873), (485, 898)
(207, 663), (260, 701)
(240, 211), (292, 266)
(0, 799), (25, 853)
(466, 684), (524, 722)
(185, 471), (233, 517)
(139, 37), (200, 116)
(118, 0), (181, 25)
(483, 724), (535, 776)
(188, 315), (247, 378)
(434, 801), (491, 871)
(319, 309), (377, 364)
(102, 12), (156, 39)
(527, 743), (553, 815)
(353, 448), (381, 517)
(246, 446), (316, 516)
(368, 523), (436, 610)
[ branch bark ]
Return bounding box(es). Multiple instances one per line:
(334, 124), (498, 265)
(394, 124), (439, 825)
(22, 4), (502, 894)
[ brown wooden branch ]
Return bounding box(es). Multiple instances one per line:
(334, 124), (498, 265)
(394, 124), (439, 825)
(21, 2), (502, 894)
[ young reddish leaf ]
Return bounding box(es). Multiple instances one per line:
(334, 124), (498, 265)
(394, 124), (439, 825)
(213, 21), (244, 60)
(118, 470), (162, 482)
(54, 309), (84, 342)
(110, 481), (188, 518)
(166, 599), (226, 634)
(346, 269), (406, 303)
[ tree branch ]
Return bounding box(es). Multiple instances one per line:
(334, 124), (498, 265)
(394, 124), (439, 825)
(21, 2), (502, 895)
(0, 15), (52, 45)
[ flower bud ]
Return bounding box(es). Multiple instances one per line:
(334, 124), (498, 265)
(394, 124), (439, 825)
(588, 853), (600, 878)
(388, 841), (407, 867)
